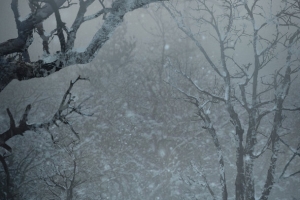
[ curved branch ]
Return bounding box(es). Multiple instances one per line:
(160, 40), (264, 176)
(0, 76), (90, 153)
(46, 0), (67, 52)
(0, 0), (166, 93)
(0, 0), (67, 56)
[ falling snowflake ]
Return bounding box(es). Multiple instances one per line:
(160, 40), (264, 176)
(159, 148), (166, 158)
(244, 154), (251, 161)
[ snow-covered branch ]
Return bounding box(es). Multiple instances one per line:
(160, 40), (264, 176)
(0, 0), (167, 92)
(0, 76), (91, 191)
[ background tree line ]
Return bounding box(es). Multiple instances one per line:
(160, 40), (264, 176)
(0, 0), (299, 199)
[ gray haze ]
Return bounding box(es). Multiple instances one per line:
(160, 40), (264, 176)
(0, 1), (299, 199)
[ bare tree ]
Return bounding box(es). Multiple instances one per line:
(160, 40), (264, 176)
(0, 76), (93, 198)
(40, 141), (87, 200)
(164, 0), (300, 199)
(0, 148), (43, 199)
(0, 0), (166, 198)
(0, 0), (165, 91)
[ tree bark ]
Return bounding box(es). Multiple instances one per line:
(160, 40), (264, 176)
(0, 0), (165, 92)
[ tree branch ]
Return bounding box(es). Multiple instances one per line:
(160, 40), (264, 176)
(0, 0), (167, 93)
(0, 0), (66, 56)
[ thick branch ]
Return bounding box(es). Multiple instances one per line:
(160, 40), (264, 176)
(46, 0), (67, 52)
(0, 0), (66, 56)
(0, 76), (90, 152)
(0, 0), (166, 93)
(11, 0), (21, 30)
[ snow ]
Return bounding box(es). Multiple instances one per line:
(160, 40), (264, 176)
(42, 55), (57, 63)
(256, 47), (262, 55)
(126, 110), (135, 118)
(2, 1), (299, 199)
(159, 148), (166, 158)
(244, 154), (250, 161)
(18, 14), (31, 22)
(205, 109), (211, 115)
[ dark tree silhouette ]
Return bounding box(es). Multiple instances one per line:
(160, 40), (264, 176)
(0, 0), (165, 198)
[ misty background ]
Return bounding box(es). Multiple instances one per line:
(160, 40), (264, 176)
(0, 0), (299, 199)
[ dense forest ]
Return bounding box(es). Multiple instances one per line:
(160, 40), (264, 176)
(0, 0), (299, 199)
